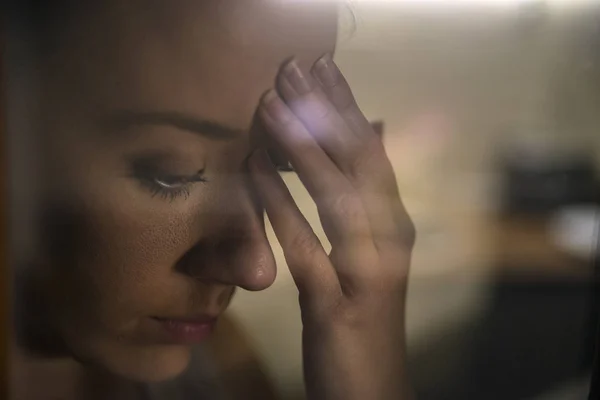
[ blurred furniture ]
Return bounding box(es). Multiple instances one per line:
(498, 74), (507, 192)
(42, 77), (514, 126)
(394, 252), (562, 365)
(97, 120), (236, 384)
(413, 214), (597, 400)
(460, 149), (598, 399)
(500, 151), (597, 217)
(461, 215), (596, 400)
(490, 216), (595, 278)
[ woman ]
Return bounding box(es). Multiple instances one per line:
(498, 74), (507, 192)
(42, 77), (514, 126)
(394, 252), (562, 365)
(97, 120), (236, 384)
(6, 1), (415, 399)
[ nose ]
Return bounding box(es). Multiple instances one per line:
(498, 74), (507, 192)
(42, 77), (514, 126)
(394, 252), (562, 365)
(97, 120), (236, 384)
(178, 180), (277, 291)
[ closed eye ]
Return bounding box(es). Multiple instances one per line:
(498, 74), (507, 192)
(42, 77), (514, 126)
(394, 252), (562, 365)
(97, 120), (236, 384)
(137, 173), (207, 202)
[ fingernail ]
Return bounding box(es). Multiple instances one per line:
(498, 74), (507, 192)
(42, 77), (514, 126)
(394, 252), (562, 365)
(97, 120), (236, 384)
(313, 53), (337, 88)
(260, 89), (284, 119)
(282, 59), (313, 95)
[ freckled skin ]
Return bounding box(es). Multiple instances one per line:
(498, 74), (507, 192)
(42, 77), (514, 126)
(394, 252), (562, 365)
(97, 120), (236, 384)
(24, 0), (337, 382)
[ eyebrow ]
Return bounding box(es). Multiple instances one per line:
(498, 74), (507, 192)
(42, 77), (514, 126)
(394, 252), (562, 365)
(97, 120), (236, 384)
(103, 110), (243, 141)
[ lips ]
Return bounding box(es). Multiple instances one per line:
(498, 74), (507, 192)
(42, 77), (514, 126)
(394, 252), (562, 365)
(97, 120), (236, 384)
(153, 316), (218, 344)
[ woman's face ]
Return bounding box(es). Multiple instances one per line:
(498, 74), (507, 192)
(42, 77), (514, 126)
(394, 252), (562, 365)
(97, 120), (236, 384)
(30, 0), (337, 382)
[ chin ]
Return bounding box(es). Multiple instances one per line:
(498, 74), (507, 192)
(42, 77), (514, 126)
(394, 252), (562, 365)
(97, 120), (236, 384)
(80, 343), (194, 383)
(130, 346), (193, 383)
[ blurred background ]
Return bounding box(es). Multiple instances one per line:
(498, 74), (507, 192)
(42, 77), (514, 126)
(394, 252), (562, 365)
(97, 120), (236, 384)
(226, 1), (600, 399)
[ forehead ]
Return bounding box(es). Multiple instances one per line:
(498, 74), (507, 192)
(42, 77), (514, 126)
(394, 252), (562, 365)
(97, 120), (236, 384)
(50, 0), (338, 131)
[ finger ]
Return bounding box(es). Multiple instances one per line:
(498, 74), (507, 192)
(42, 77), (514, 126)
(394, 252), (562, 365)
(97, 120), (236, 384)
(258, 94), (383, 291)
(277, 59), (399, 220)
(311, 56), (417, 248)
(280, 58), (409, 247)
(248, 149), (339, 300)
(250, 149), (381, 297)
(308, 55), (395, 186)
(277, 59), (364, 174)
(311, 53), (375, 137)
(258, 90), (374, 249)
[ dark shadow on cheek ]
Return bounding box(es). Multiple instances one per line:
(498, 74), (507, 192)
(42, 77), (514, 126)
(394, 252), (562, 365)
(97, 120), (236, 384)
(174, 240), (209, 278)
(39, 201), (86, 273)
(13, 201), (87, 357)
(175, 236), (242, 280)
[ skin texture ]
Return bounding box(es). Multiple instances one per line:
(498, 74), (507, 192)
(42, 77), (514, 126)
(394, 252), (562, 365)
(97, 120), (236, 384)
(19, 0), (336, 385)
(14, 0), (415, 399)
(250, 58), (415, 400)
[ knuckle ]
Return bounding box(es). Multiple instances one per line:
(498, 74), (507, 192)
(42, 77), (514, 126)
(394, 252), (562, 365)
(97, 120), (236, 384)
(294, 94), (333, 121)
(359, 267), (393, 289)
(335, 91), (356, 113)
(349, 138), (387, 180)
(311, 99), (334, 121)
(336, 307), (365, 327)
(328, 191), (365, 221)
(401, 217), (417, 248)
(330, 300), (378, 329)
(289, 229), (320, 260)
(279, 115), (304, 133)
(386, 214), (417, 250)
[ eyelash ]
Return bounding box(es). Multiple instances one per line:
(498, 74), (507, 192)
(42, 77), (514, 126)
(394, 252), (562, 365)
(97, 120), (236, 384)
(136, 173), (207, 202)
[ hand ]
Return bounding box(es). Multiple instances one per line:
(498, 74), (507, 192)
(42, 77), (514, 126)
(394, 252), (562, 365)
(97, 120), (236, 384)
(249, 54), (415, 400)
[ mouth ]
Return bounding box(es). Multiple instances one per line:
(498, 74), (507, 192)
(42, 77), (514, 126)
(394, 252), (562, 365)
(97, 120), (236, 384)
(152, 315), (218, 344)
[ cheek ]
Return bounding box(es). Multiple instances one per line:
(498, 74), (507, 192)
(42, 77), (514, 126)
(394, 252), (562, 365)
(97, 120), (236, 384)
(41, 185), (204, 324)
(41, 138), (253, 326)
